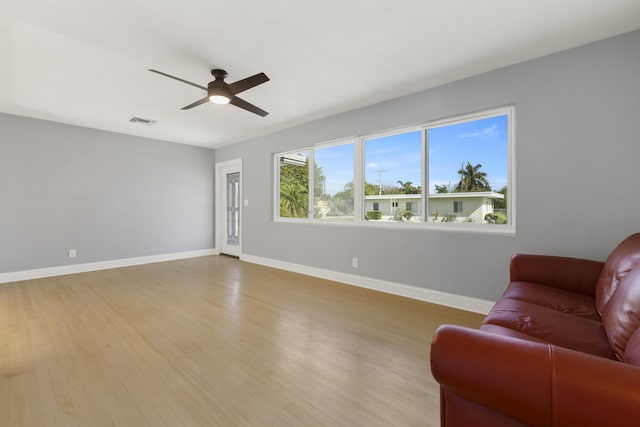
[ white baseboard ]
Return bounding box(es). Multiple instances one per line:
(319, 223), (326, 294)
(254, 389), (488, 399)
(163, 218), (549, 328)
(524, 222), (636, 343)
(1, 249), (494, 314)
(240, 254), (494, 315)
(0, 249), (216, 284)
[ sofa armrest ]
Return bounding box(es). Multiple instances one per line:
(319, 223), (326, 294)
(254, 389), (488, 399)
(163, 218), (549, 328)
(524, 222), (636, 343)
(431, 324), (553, 426)
(431, 325), (640, 426)
(510, 254), (604, 295)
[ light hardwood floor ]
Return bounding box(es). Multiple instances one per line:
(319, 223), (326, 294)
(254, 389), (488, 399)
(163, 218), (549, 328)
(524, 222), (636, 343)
(1, 256), (484, 426)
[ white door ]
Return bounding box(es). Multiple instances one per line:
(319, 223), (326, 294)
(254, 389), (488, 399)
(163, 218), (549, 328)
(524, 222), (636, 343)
(217, 160), (242, 257)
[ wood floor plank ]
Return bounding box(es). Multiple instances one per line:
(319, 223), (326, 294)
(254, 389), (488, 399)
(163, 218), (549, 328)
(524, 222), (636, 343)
(0, 256), (484, 426)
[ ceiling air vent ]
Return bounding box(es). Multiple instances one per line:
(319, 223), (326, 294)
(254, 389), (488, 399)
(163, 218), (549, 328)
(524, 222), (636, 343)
(129, 116), (156, 126)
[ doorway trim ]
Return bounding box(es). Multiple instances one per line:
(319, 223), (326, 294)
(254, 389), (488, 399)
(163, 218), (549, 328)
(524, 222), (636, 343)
(215, 158), (243, 256)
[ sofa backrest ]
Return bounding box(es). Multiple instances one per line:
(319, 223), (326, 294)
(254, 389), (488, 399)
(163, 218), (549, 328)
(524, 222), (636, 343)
(623, 327), (640, 366)
(602, 265), (640, 361)
(595, 233), (640, 315)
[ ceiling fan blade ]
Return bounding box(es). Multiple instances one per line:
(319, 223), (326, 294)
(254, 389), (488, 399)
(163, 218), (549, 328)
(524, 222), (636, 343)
(230, 96), (269, 117)
(181, 97), (210, 110)
(229, 73), (270, 95)
(149, 69), (207, 91)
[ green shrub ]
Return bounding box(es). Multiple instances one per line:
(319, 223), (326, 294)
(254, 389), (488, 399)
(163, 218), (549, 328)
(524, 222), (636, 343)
(366, 210), (382, 220)
(485, 212), (508, 224)
(442, 214), (456, 222)
(394, 209), (414, 221)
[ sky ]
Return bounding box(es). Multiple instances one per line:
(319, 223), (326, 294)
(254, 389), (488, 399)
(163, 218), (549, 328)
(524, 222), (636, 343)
(427, 114), (508, 193)
(314, 143), (355, 195)
(312, 114), (508, 195)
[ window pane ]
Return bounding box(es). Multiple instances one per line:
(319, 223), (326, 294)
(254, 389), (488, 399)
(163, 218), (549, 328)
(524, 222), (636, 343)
(313, 143), (354, 220)
(364, 130), (422, 222)
(279, 151), (309, 218)
(427, 115), (508, 224)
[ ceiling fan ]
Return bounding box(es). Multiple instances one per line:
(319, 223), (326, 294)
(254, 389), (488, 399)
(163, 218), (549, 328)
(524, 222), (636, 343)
(149, 68), (270, 117)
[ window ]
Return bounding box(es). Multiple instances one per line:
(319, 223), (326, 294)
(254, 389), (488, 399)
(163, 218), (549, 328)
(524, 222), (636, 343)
(277, 141), (355, 220)
(364, 130), (422, 222)
(313, 143), (354, 219)
(275, 106), (513, 230)
(428, 112), (510, 225)
(279, 151), (309, 218)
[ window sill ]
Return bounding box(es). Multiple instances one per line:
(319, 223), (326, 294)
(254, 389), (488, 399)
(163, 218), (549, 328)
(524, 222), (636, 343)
(274, 217), (515, 234)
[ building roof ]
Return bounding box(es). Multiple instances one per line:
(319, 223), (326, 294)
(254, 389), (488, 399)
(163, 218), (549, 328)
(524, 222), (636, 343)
(428, 191), (504, 200)
(365, 192), (504, 200)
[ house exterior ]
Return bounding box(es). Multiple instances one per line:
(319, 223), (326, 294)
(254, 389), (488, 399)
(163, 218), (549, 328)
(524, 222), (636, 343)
(364, 191), (504, 223)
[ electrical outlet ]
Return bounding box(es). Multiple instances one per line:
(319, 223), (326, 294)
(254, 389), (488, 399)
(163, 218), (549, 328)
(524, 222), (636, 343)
(352, 257), (358, 268)
(68, 249), (77, 258)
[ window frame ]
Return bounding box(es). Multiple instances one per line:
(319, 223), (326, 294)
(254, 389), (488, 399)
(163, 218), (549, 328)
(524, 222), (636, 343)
(275, 138), (356, 222)
(274, 105), (515, 233)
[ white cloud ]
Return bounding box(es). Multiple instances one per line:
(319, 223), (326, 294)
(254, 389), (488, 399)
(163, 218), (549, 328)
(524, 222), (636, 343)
(458, 124), (499, 140)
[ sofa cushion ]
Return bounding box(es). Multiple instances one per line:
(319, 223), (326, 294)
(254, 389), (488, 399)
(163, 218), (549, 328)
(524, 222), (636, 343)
(595, 233), (640, 315)
(483, 298), (615, 359)
(501, 281), (600, 321)
(601, 266), (640, 360)
(480, 324), (549, 344)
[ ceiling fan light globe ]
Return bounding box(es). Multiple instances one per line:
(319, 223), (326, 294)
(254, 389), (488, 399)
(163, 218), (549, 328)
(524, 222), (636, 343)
(209, 95), (230, 104)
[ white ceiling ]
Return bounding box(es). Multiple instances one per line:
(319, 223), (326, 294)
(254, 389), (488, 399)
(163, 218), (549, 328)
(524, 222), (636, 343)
(2, 1), (640, 149)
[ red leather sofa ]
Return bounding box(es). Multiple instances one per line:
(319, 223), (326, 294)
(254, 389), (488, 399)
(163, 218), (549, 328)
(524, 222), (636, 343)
(430, 233), (640, 426)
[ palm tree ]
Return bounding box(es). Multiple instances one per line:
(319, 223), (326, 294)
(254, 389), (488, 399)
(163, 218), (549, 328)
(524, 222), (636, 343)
(364, 182), (379, 196)
(280, 180), (308, 217)
(454, 162), (491, 192)
(434, 184), (450, 193)
(279, 162), (309, 218)
(396, 180), (420, 194)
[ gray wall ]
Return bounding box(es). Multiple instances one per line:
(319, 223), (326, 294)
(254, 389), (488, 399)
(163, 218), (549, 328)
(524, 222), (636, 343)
(216, 30), (640, 301)
(0, 113), (215, 273)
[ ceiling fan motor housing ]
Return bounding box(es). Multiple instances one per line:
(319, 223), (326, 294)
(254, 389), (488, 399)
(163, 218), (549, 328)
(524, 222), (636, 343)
(208, 70), (233, 101)
(211, 69), (228, 79)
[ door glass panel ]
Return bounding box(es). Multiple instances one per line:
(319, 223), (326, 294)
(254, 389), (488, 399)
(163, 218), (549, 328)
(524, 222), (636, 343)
(226, 172), (240, 245)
